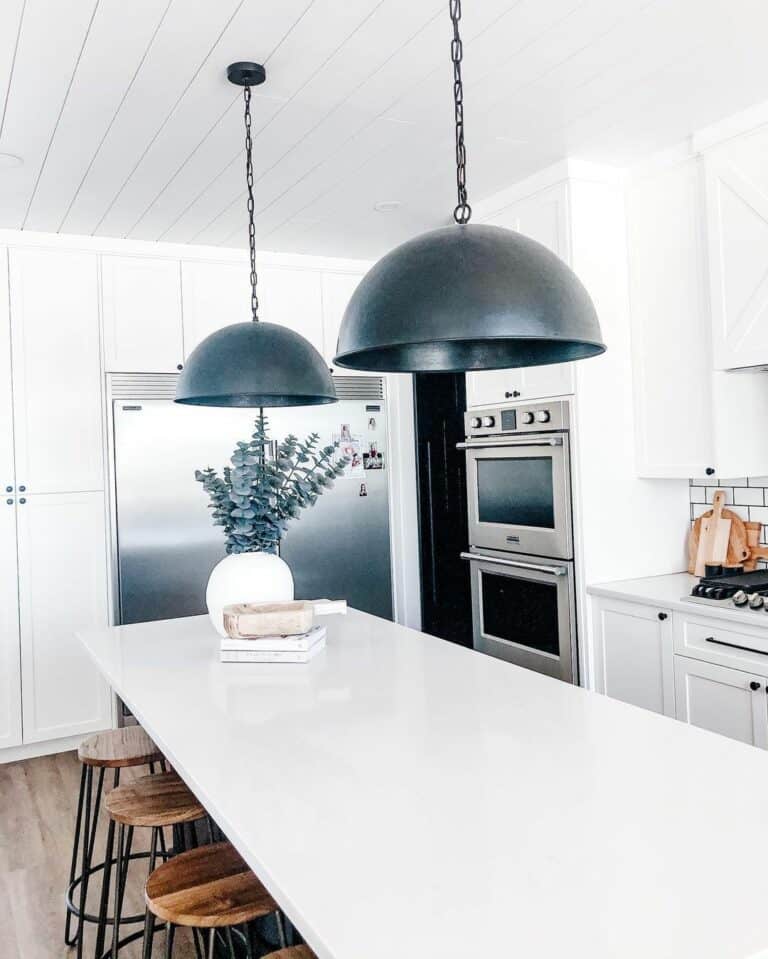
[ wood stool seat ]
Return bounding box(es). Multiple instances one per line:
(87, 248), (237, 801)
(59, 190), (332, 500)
(265, 947), (316, 959)
(145, 841), (277, 928)
(78, 726), (162, 768)
(105, 772), (204, 827)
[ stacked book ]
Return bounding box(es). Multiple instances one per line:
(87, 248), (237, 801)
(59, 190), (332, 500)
(219, 599), (344, 664)
(220, 624), (326, 664)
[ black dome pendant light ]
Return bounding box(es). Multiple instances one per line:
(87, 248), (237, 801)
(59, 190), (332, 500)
(176, 62), (337, 407)
(334, 1), (606, 373)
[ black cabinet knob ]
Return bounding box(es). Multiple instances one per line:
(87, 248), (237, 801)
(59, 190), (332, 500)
(705, 467), (715, 476)
(750, 681), (761, 691)
(176, 364), (183, 371)
(18, 485), (25, 492)
(19, 497), (26, 504)
(657, 612), (668, 621)
(5, 486), (11, 493)
(5, 498), (12, 505)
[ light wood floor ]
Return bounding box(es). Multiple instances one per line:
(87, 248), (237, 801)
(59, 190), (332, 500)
(0, 750), (198, 958)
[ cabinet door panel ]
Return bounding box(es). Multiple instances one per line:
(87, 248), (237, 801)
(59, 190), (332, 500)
(592, 599), (674, 716)
(181, 260), (251, 357)
(0, 250), (21, 748)
(18, 492), (111, 743)
(9, 249), (104, 493)
(674, 656), (768, 748)
(258, 266), (323, 355)
(102, 255), (183, 373)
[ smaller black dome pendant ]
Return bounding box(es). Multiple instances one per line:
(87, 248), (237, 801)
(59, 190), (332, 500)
(333, 2), (605, 374)
(175, 62), (337, 408)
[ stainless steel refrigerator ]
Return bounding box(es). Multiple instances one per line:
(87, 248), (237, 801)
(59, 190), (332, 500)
(110, 375), (392, 626)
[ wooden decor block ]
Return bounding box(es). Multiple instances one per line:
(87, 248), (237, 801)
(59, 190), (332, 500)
(222, 600), (314, 639)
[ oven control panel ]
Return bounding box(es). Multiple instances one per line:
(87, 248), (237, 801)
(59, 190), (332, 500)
(465, 400), (569, 436)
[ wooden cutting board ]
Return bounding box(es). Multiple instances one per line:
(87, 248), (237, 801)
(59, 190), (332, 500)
(688, 492), (750, 574)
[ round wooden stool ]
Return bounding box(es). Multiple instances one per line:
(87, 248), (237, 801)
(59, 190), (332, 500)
(144, 841), (287, 959)
(95, 771), (206, 959)
(66, 726), (163, 959)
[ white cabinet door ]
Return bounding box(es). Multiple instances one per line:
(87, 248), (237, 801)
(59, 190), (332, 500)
(9, 249), (104, 493)
(467, 185), (574, 407)
(591, 598), (674, 716)
(17, 492), (111, 743)
(322, 271), (363, 369)
(704, 129), (768, 371)
(674, 655), (768, 748)
(102, 255), (184, 373)
(258, 266), (324, 355)
(0, 248), (21, 749)
(181, 259), (251, 357)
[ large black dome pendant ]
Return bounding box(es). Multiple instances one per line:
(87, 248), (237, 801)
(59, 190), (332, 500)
(334, 224), (605, 373)
(334, 0), (605, 374)
(175, 61), (337, 408)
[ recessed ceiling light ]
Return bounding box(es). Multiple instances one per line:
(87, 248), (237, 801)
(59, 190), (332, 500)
(373, 200), (401, 213)
(0, 152), (22, 168)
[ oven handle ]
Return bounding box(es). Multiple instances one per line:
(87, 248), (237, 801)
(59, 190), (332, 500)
(457, 437), (563, 450)
(460, 551), (567, 576)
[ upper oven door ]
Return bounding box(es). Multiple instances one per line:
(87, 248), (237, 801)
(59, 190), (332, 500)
(461, 435), (573, 559)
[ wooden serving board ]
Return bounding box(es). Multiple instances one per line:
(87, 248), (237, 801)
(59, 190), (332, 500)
(688, 497), (750, 574)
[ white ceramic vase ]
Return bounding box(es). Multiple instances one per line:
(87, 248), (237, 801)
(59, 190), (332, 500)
(206, 551), (294, 637)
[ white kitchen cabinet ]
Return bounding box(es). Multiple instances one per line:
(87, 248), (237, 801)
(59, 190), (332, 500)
(704, 126), (768, 371)
(0, 249), (21, 750)
(258, 265), (324, 356)
(674, 655), (768, 748)
(16, 492), (111, 743)
(466, 183), (575, 408)
(591, 597), (674, 716)
(322, 271), (363, 369)
(626, 155), (768, 478)
(9, 249), (104, 493)
(102, 255), (184, 373)
(181, 259), (251, 357)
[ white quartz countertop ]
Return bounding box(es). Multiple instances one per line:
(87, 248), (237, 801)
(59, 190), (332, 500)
(78, 610), (768, 959)
(589, 570), (768, 627)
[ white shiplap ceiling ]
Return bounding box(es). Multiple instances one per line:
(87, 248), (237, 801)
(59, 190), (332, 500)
(1, 0), (767, 258)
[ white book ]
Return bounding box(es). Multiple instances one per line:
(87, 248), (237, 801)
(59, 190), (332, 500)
(220, 638), (325, 664)
(220, 625), (326, 653)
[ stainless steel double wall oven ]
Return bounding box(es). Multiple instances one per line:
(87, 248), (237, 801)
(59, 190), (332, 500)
(460, 400), (577, 682)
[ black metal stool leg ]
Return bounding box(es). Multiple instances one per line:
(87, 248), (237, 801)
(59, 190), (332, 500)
(207, 929), (216, 959)
(75, 765), (94, 959)
(64, 764), (88, 945)
(164, 922), (175, 959)
(275, 911), (288, 949)
(225, 927), (236, 958)
(111, 823), (126, 959)
(141, 827), (160, 959)
(93, 817), (116, 959)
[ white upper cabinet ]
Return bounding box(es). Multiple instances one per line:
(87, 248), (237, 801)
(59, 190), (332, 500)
(704, 128), (768, 370)
(102, 255), (184, 373)
(0, 248), (21, 750)
(467, 183), (575, 408)
(322, 271), (363, 370)
(257, 265), (324, 356)
(17, 491), (111, 743)
(181, 259), (251, 357)
(9, 248), (104, 493)
(591, 597), (674, 717)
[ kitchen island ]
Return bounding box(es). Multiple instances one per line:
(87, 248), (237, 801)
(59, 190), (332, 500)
(78, 609), (768, 959)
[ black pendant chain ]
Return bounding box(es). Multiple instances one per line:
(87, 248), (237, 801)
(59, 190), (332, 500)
(450, 0), (471, 225)
(243, 84), (259, 322)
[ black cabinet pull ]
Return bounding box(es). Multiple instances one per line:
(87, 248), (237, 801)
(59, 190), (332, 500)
(657, 612), (668, 621)
(705, 636), (768, 657)
(751, 681), (761, 691)
(504, 390), (521, 398)
(705, 467), (715, 476)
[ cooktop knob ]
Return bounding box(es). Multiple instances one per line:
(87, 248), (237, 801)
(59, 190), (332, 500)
(749, 593), (765, 610)
(536, 410), (551, 424)
(733, 590), (749, 606)
(522, 411), (535, 425)
(481, 415), (495, 428)
(470, 417), (481, 429)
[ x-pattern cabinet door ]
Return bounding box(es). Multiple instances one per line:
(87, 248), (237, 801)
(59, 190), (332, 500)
(0, 247), (21, 749)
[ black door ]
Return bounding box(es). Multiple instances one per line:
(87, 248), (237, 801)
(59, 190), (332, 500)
(414, 373), (472, 646)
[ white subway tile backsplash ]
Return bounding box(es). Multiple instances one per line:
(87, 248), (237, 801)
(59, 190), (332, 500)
(748, 477), (768, 486)
(733, 487), (765, 507)
(690, 486), (706, 503)
(749, 506), (768, 525)
(718, 477), (748, 486)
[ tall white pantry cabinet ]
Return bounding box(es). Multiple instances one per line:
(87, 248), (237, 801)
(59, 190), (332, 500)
(1, 247), (111, 752)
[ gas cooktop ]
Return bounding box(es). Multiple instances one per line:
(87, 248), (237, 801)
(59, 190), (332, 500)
(687, 569), (768, 613)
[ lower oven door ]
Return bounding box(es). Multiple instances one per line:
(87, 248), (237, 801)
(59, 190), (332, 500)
(462, 550), (577, 683)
